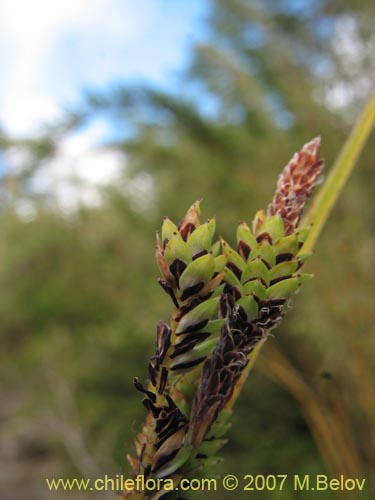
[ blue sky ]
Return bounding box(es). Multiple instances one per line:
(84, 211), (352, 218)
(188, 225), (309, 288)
(0, 0), (209, 210)
(0, 0), (208, 137)
(0, 1), (366, 211)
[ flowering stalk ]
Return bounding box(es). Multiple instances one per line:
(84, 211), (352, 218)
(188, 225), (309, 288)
(121, 137), (326, 499)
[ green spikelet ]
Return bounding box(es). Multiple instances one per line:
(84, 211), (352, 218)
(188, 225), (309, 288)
(123, 138), (324, 499)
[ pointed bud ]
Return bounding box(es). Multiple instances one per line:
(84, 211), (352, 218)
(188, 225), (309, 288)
(297, 253), (312, 265)
(176, 296), (220, 334)
(152, 429), (191, 478)
(242, 279), (267, 300)
(186, 218), (216, 256)
(221, 239), (245, 272)
(214, 255), (227, 273)
(296, 227), (310, 244)
(164, 233), (192, 266)
(178, 201), (201, 241)
(295, 272), (314, 283)
(161, 217), (179, 243)
(179, 253), (215, 293)
(241, 257), (270, 286)
(269, 259), (299, 282)
(267, 276), (300, 299)
(156, 233), (175, 282)
(223, 267), (242, 291)
(249, 240), (276, 268)
(256, 214), (285, 242)
(236, 221), (257, 249)
(211, 240), (221, 257)
(272, 233), (299, 257)
(170, 336), (218, 371)
(252, 209), (266, 235)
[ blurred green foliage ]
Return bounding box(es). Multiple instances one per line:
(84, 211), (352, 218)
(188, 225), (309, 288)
(0, 1), (374, 499)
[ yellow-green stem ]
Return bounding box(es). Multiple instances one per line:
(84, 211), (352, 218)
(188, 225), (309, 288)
(300, 91), (375, 255)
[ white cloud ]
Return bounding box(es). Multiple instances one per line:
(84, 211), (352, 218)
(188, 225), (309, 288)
(32, 120), (125, 211)
(323, 15), (375, 113)
(0, 0), (204, 209)
(0, 0), (155, 137)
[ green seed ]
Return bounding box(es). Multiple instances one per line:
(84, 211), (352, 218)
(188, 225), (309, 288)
(179, 253), (215, 292)
(267, 277), (300, 299)
(269, 259), (299, 281)
(242, 279), (267, 300)
(236, 221), (257, 249)
(186, 219), (216, 256)
(241, 257), (270, 286)
(256, 214), (285, 242)
(176, 297), (220, 334)
(249, 240), (276, 267)
(272, 233), (299, 256)
(161, 217), (179, 242)
(164, 233), (192, 265)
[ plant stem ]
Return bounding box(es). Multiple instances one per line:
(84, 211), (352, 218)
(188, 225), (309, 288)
(300, 91), (375, 255)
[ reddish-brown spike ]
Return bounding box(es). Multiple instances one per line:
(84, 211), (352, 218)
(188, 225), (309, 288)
(268, 137), (324, 235)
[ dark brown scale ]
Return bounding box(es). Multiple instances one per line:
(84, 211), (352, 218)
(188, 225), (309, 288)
(275, 252), (295, 264)
(267, 298), (286, 307)
(226, 262), (242, 280)
(152, 447), (180, 474)
(162, 237), (169, 250)
(238, 240), (251, 260)
(256, 232), (273, 244)
(156, 321), (172, 363)
(176, 318), (209, 336)
(138, 444), (146, 475)
(155, 411), (175, 434)
(156, 417), (184, 443)
(235, 305), (248, 323)
(261, 258), (272, 270)
(175, 296), (205, 320)
(192, 249), (208, 260)
(171, 332), (211, 358)
(190, 296), (269, 449)
(148, 360), (157, 387)
(180, 282), (205, 301)
(229, 285), (242, 301)
(166, 394), (178, 410)
(142, 398), (161, 418)
(179, 222), (196, 241)
(242, 275), (268, 288)
(133, 378), (157, 402)
(143, 464), (152, 478)
(156, 418), (188, 449)
(158, 366), (168, 394)
(169, 258), (187, 284)
(219, 293), (235, 318)
(174, 331), (210, 348)
(170, 356), (207, 371)
(269, 275), (292, 286)
(158, 278), (179, 307)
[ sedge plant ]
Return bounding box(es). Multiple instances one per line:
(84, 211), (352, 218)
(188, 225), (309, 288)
(120, 92), (375, 500)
